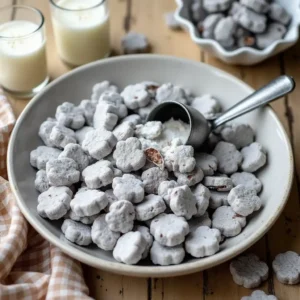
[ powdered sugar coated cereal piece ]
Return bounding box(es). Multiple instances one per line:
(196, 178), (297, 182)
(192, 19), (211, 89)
(191, 95), (221, 119)
(203, 176), (233, 192)
(113, 122), (134, 141)
(256, 22), (287, 50)
(82, 128), (117, 160)
(113, 231), (147, 265)
(220, 124), (255, 149)
(121, 84), (151, 110)
(272, 251), (300, 285)
(240, 0), (270, 14)
(59, 143), (89, 172)
(203, 0), (232, 13)
(268, 3), (291, 25)
(82, 160), (115, 189)
(35, 170), (50, 193)
(104, 189), (119, 212)
(55, 102), (85, 130)
(198, 14), (224, 39)
(113, 137), (146, 172)
(91, 81), (118, 102)
(209, 191), (229, 209)
(188, 212), (212, 232)
(194, 153), (218, 176)
(229, 1), (243, 16)
(71, 189), (108, 217)
(212, 141), (242, 174)
(136, 100), (158, 120)
(106, 200), (135, 233)
(158, 180), (179, 205)
(174, 166), (204, 187)
(61, 219), (92, 246)
(92, 214), (120, 251)
(231, 172), (262, 193)
(65, 210), (99, 225)
(140, 81), (160, 97)
(214, 17), (237, 48)
(93, 102), (119, 131)
(241, 290), (278, 300)
(46, 158), (80, 186)
(30, 146), (62, 170)
(121, 32), (150, 54)
(79, 99), (96, 126)
(120, 114), (142, 126)
(192, 184), (210, 217)
(37, 186), (73, 220)
(113, 174), (144, 203)
(233, 6), (267, 33)
(185, 226), (221, 258)
(135, 121), (163, 139)
(212, 206), (246, 237)
(38, 118), (57, 147)
(169, 185), (197, 220)
(150, 241), (185, 266)
(99, 91), (128, 119)
(191, 0), (206, 22)
(134, 225), (153, 259)
(241, 142), (267, 173)
(135, 194), (166, 221)
(150, 213), (189, 246)
(230, 254), (269, 288)
(164, 145), (196, 173)
(75, 126), (93, 145)
(156, 83), (187, 104)
(141, 167), (168, 194)
(49, 125), (77, 149)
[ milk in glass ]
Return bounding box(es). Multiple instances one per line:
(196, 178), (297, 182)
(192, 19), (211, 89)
(51, 0), (110, 66)
(0, 21), (47, 93)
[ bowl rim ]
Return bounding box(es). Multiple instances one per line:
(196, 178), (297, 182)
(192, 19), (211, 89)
(7, 54), (294, 277)
(175, 0), (300, 58)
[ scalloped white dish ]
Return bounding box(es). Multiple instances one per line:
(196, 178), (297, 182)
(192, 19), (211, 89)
(8, 55), (293, 277)
(175, 0), (300, 65)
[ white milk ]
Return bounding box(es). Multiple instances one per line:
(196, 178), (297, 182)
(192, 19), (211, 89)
(51, 0), (110, 66)
(0, 21), (47, 92)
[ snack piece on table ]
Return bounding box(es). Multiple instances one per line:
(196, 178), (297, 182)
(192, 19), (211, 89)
(230, 253), (269, 288)
(121, 32), (150, 54)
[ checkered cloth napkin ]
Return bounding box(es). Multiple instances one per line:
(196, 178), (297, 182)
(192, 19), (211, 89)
(0, 88), (92, 299)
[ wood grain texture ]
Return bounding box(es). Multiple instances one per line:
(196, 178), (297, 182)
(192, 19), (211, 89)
(6, 0), (300, 299)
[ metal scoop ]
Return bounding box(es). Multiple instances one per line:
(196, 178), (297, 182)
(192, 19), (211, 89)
(147, 75), (295, 149)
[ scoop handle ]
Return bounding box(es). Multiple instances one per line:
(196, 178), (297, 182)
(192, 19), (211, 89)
(212, 75), (295, 129)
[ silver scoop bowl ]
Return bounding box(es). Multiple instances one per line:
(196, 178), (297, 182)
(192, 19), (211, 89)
(147, 75), (295, 149)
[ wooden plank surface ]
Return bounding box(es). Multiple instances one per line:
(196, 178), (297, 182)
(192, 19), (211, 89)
(6, 0), (300, 299)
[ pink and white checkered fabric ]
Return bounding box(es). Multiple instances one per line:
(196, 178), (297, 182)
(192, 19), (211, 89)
(0, 88), (92, 300)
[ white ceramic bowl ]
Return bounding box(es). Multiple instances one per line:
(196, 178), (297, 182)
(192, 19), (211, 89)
(175, 0), (300, 65)
(8, 55), (293, 277)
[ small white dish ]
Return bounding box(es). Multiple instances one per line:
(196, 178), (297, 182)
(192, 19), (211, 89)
(8, 55), (293, 277)
(175, 0), (300, 65)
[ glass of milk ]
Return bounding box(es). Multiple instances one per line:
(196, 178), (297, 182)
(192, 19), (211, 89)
(50, 0), (110, 67)
(0, 5), (49, 98)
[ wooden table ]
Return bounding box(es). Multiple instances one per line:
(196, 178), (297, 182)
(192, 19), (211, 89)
(6, 0), (300, 299)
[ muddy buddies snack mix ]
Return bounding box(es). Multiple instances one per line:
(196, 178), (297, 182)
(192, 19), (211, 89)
(190, 0), (291, 50)
(31, 79), (268, 266)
